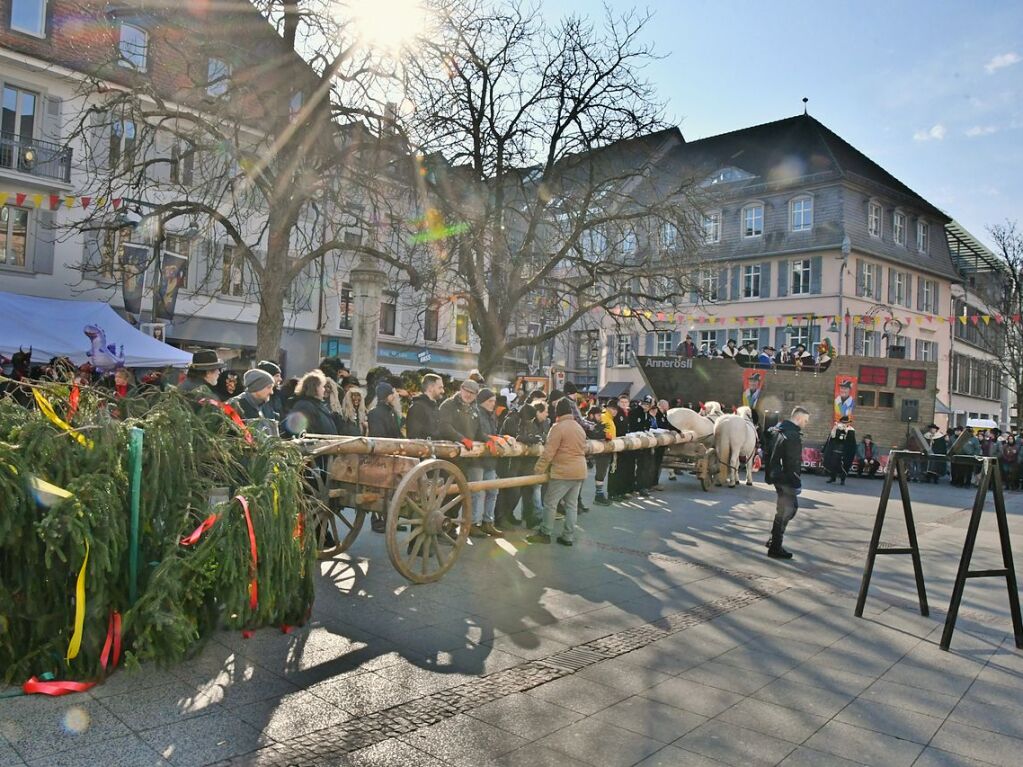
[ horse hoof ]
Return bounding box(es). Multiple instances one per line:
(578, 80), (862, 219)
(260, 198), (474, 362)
(746, 481), (753, 487)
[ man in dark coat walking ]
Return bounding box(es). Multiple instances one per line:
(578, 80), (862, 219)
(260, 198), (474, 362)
(823, 416), (856, 485)
(764, 406), (810, 559)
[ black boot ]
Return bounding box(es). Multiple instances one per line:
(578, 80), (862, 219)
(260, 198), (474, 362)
(767, 522), (793, 559)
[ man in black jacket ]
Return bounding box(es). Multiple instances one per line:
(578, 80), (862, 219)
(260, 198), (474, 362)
(439, 379), (487, 537)
(228, 369), (277, 420)
(764, 406), (810, 559)
(405, 373), (445, 440)
(367, 382), (402, 438)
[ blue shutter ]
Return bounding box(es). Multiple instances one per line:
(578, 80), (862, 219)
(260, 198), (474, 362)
(775, 328), (786, 349)
(690, 286), (699, 303)
(916, 277), (924, 311)
(33, 210), (56, 275)
(716, 269), (727, 301)
(810, 256), (822, 294)
(811, 324), (821, 346)
(905, 274), (912, 309)
(671, 330), (681, 351)
(933, 283), (940, 314)
(854, 327), (864, 354)
(777, 260), (789, 297)
(758, 328), (770, 348)
(716, 329), (726, 348)
(630, 333), (639, 365)
(888, 268), (895, 305)
(855, 259), (864, 296)
(760, 262), (772, 298)
(872, 331), (882, 356)
(730, 266), (740, 300)
(606, 335), (616, 367)
(644, 332), (655, 355)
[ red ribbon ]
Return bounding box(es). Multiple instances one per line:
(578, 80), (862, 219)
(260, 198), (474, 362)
(22, 677), (95, 696)
(180, 513), (218, 546)
(236, 495), (258, 611)
(68, 384), (80, 420)
(198, 399), (254, 444)
(99, 611), (122, 672)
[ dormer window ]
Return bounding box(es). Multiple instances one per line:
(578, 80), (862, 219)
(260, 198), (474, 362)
(790, 196), (813, 232)
(702, 166), (755, 186)
(11, 0), (46, 38)
(742, 203), (763, 238)
(206, 58), (231, 97)
(894, 210), (907, 246)
(916, 220), (929, 253)
(118, 23), (149, 71)
(867, 200), (882, 238)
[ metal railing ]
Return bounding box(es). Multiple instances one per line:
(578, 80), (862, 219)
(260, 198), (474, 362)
(0, 131), (72, 184)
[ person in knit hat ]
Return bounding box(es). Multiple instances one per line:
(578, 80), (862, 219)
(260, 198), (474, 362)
(368, 381), (401, 439)
(256, 360), (285, 418)
(228, 368), (277, 420)
(474, 387), (504, 536)
(528, 396), (587, 546)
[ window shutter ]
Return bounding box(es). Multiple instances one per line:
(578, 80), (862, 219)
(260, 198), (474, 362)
(810, 256), (822, 294)
(854, 327), (864, 354)
(855, 259), (864, 297)
(905, 274), (912, 308)
(933, 283), (940, 314)
(760, 262), (772, 298)
(32, 210), (57, 274)
(811, 324), (821, 345)
(730, 266), (740, 300)
(630, 333), (639, 365)
(914, 339), (922, 360)
(916, 276), (924, 311)
(606, 336), (616, 367)
(716, 269), (727, 301)
(887, 268), (895, 304)
(758, 327), (770, 349)
(644, 332), (655, 355)
(715, 329), (726, 348)
(777, 259), (788, 297)
(690, 286), (699, 304)
(671, 330), (681, 350)
(82, 228), (101, 272)
(872, 331), (882, 356)
(775, 328), (786, 349)
(42, 96), (62, 143)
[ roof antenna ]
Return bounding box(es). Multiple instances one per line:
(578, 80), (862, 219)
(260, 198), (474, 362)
(802, 97), (809, 115)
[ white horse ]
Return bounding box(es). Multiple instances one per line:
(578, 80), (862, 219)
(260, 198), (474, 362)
(700, 401), (725, 421)
(714, 405), (758, 487)
(666, 407), (715, 441)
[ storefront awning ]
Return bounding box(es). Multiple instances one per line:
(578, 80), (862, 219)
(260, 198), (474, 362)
(633, 385), (652, 402)
(596, 381), (631, 399)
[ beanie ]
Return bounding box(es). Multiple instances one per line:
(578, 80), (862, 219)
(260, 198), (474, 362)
(376, 381), (395, 401)
(256, 360), (281, 377)
(243, 368), (275, 393)
(477, 387), (495, 404)
(555, 398), (573, 419)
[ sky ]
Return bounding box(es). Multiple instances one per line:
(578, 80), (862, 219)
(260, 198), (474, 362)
(541, 0), (1023, 250)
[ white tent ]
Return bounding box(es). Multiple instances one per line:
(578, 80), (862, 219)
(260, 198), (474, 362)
(0, 291), (193, 368)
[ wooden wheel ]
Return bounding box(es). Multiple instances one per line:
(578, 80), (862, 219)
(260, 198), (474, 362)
(385, 459), (471, 584)
(307, 470), (366, 559)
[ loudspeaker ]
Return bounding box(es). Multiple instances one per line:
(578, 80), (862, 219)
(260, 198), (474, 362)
(901, 399), (919, 423)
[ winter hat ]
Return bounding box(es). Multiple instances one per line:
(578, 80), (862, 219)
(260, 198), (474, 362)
(376, 381), (395, 401)
(244, 368), (275, 393)
(256, 360), (281, 377)
(460, 379), (480, 395)
(555, 398), (573, 419)
(190, 349), (225, 371)
(477, 388), (495, 404)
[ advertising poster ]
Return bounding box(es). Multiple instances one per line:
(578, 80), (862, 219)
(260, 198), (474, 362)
(121, 243), (150, 316)
(741, 369), (764, 410)
(153, 252), (188, 321)
(834, 374), (857, 421)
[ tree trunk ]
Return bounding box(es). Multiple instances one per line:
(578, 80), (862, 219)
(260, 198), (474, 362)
(475, 333), (506, 382)
(256, 224), (291, 363)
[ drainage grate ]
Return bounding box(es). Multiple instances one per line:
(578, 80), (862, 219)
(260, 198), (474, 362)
(212, 582), (787, 766)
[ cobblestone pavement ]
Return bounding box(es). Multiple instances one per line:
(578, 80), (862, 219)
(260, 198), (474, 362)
(2, 473), (1021, 766)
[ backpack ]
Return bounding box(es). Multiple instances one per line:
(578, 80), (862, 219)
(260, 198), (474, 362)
(763, 426), (784, 485)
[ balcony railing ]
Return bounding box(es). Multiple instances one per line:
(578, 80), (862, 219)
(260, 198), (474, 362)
(0, 132), (73, 184)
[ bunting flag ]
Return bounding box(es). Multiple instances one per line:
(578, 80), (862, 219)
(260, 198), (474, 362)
(0, 189), (130, 211)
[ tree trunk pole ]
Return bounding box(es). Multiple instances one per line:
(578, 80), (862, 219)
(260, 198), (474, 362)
(350, 257), (388, 377)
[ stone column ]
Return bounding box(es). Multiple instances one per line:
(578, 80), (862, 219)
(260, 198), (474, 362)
(349, 258), (387, 378)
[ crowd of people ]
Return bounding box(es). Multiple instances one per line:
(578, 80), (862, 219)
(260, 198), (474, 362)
(673, 334), (836, 367)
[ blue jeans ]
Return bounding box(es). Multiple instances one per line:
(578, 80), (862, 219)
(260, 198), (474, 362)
(540, 478), (583, 542)
(481, 468), (498, 524)
(465, 465), (485, 524)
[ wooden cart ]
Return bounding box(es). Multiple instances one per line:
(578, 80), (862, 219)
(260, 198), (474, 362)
(297, 429), (696, 584)
(660, 437), (719, 492)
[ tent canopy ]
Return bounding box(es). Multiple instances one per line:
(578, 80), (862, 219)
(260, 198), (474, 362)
(0, 291), (193, 368)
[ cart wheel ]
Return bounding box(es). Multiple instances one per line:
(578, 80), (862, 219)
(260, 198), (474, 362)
(700, 467), (712, 492)
(705, 448), (720, 490)
(307, 471), (366, 559)
(386, 459), (471, 584)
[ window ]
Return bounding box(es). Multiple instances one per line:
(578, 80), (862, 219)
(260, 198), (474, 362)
(894, 211), (907, 246)
(424, 303), (439, 341)
(621, 229), (637, 260)
(93, 225), (133, 278)
(170, 142), (194, 185)
(791, 258), (811, 295)
(0, 206), (29, 267)
(790, 197), (813, 231)
(162, 234), (190, 288)
(703, 212), (720, 244)
(951, 353), (1001, 400)
(615, 334), (632, 366)
(698, 330), (715, 352)
(859, 261), (881, 299)
(857, 391), (877, 407)
(338, 283), (353, 330)
(915, 339), (937, 362)
(2, 85), (37, 143)
(917, 221), (929, 253)
(660, 222), (678, 250)
(289, 91), (304, 122)
(878, 392), (895, 408)
(10, 0), (46, 37)
(868, 201), (882, 238)
(454, 304), (470, 345)
(220, 244), (245, 296)
(701, 270), (718, 301)
(118, 23), (149, 70)
(379, 289), (397, 336)
(206, 58), (231, 97)
(581, 228), (607, 259)
(921, 279), (937, 313)
(742, 264), (761, 298)
(896, 369), (927, 389)
(859, 365), (889, 386)
(109, 119), (136, 171)
(742, 204), (764, 238)
(787, 326), (810, 349)
(740, 328), (760, 348)
(575, 331), (600, 366)
(862, 332), (878, 357)
(892, 271), (908, 306)
(655, 331), (673, 356)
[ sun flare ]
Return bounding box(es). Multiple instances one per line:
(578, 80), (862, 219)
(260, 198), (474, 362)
(350, 0), (427, 51)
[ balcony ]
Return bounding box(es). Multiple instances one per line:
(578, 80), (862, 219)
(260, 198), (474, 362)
(0, 132), (73, 185)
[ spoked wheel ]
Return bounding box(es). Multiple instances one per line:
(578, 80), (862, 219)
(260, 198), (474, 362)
(385, 459), (471, 584)
(701, 448), (719, 491)
(307, 470), (366, 559)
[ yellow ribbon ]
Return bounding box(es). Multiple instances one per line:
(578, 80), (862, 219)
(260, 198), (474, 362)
(66, 540), (89, 660)
(32, 389), (93, 449)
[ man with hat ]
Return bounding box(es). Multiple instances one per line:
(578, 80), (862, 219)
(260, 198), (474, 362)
(228, 369), (277, 420)
(178, 349), (225, 400)
(834, 379), (855, 419)
(758, 346), (776, 368)
(743, 372), (763, 409)
(608, 393), (634, 499)
(368, 381), (402, 439)
(855, 434), (881, 478)
(675, 334), (697, 358)
(475, 387), (504, 536)
(721, 338), (739, 359)
(439, 378), (490, 537)
(632, 395), (659, 496)
(823, 416), (857, 485)
(256, 360), (285, 418)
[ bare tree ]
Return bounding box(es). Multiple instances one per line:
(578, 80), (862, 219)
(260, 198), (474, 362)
(981, 222), (1023, 428)
(64, 0), (425, 360)
(395, 0), (705, 377)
